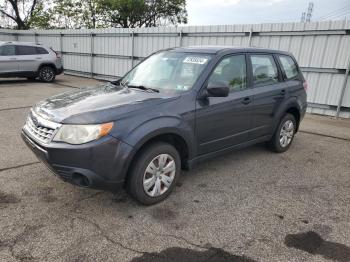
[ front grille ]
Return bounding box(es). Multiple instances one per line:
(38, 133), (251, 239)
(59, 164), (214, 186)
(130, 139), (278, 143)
(23, 111), (61, 145)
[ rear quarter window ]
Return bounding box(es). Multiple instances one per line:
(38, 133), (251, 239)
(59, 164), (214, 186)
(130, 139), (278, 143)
(36, 47), (49, 54)
(278, 55), (299, 80)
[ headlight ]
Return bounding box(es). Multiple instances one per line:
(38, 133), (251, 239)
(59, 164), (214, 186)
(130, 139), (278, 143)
(53, 122), (113, 144)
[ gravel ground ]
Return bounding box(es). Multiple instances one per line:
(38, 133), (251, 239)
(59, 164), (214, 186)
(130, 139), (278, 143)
(0, 75), (349, 262)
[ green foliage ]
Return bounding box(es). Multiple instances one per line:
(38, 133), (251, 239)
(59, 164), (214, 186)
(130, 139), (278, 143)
(28, 2), (53, 29)
(0, 0), (188, 29)
(99, 0), (188, 28)
(0, 0), (52, 29)
(51, 0), (105, 29)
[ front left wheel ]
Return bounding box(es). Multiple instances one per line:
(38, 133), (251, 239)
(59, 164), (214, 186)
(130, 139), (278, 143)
(39, 66), (56, 82)
(127, 142), (181, 205)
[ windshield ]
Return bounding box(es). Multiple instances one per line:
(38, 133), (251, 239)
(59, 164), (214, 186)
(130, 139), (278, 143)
(121, 51), (212, 92)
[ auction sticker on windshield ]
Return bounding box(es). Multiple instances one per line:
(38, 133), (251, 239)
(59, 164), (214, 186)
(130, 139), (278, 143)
(183, 56), (209, 65)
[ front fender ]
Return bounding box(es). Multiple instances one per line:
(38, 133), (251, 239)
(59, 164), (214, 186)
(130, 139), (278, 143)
(113, 116), (195, 180)
(125, 116), (194, 155)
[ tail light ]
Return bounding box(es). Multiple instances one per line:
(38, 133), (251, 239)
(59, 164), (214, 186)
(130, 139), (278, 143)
(303, 81), (308, 91)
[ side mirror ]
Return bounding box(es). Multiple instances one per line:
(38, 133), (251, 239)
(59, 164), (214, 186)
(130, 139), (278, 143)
(206, 82), (230, 97)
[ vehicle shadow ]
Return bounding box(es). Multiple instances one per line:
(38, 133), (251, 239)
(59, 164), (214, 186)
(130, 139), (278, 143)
(0, 78), (36, 85)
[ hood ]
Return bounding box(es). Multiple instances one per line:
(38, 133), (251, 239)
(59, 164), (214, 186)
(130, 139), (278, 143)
(33, 83), (179, 123)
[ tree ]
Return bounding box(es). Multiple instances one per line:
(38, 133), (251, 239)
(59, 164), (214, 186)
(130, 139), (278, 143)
(52, 0), (106, 29)
(0, 0), (51, 29)
(99, 0), (188, 28)
(0, 0), (188, 29)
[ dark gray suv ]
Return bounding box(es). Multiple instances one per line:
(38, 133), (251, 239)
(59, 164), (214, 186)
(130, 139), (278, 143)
(22, 46), (307, 205)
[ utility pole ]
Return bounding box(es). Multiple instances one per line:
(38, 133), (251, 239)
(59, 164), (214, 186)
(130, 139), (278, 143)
(300, 2), (314, 22)
(306, 2), (314, 22)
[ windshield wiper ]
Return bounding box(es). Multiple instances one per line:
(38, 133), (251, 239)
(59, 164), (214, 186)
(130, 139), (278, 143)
(127, 85), (160, 93)
(109, 80), (118, 86)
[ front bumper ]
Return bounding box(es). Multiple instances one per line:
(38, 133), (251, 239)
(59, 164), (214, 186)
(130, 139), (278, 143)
(21, 130), (133, 192)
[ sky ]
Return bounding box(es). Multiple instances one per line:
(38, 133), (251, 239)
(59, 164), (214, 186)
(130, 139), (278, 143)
(186, 0), (350, 25)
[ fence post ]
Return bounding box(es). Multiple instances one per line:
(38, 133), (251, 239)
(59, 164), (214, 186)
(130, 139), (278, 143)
(336, 58), (350, 118)
(248, 28), (253, 47)
(34, 32), (38, 44)
(90, 33), (94, 78)
(179, 29), (183, 47)
(60, 32), (63, 53)
(131, 30), (135, 68)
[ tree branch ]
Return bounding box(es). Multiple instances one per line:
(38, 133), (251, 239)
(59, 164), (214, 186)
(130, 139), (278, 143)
(0, 8), (16, 22)
(24, 0), (38, 23)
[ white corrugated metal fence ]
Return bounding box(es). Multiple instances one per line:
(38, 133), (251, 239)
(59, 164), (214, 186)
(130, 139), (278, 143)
(0, 20), (350, 118)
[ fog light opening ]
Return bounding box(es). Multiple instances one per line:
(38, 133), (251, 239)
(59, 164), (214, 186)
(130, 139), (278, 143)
(72, 173), (90, 187)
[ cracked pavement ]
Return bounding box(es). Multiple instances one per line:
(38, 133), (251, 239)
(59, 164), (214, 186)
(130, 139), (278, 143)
(0, 75), (350, 262)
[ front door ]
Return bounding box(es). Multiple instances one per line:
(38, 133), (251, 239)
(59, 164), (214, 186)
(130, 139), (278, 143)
(196, 54), (254, 155)
(0, 45), (18, 74)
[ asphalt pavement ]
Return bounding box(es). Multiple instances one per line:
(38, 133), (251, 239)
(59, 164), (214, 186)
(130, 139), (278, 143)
(0, 75), (349, 262)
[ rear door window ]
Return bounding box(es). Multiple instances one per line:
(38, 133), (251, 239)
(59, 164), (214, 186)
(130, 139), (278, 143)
(0, 45), (16, 56)
(250, 54), (279, 87)
(278, 55), (299, 80)
(17, 45), (38, 55)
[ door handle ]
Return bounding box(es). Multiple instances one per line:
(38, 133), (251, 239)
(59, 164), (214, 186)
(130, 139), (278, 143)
(280, 89), (286, 96)
(241, 97), (252, 105)
(35, 57), (42, 59)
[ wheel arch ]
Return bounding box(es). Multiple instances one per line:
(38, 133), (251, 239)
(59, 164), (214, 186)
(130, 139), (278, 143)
(273, 97), (303, 133)
(38, 63), (57, 73)
(130, 129), (192, 169)
(285, 107), (301, 132)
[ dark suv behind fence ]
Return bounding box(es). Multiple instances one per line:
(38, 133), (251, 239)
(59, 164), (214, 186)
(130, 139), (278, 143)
(22, 46), (307, 205)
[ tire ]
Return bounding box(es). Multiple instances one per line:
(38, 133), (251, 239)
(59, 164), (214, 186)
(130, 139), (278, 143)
(127, 142), (181, 205)
(268, 113), (296, 153)
(38, 66), (56, 82)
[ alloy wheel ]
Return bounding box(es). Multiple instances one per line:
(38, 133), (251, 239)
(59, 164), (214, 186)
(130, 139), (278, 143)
(40, 67), (54, 82)
(279, 120), (294, 148)
(143, 154), (176, 197)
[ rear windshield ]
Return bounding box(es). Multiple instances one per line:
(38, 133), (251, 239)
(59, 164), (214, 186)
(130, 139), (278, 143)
(121, 51), (213, 93)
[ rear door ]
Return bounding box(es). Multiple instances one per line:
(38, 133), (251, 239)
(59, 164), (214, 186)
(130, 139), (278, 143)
(196, 53), (254, 155)
(17, 45), (45, 72)
(248, 53), (287, 140)
(276, 54), (306, 100)
(0, 45), (18, 74)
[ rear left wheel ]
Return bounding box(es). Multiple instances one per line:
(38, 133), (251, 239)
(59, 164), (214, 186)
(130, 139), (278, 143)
(268, 113), (296, 153)
(127, 142), (181, 205)
(39, 66), (56, 82)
